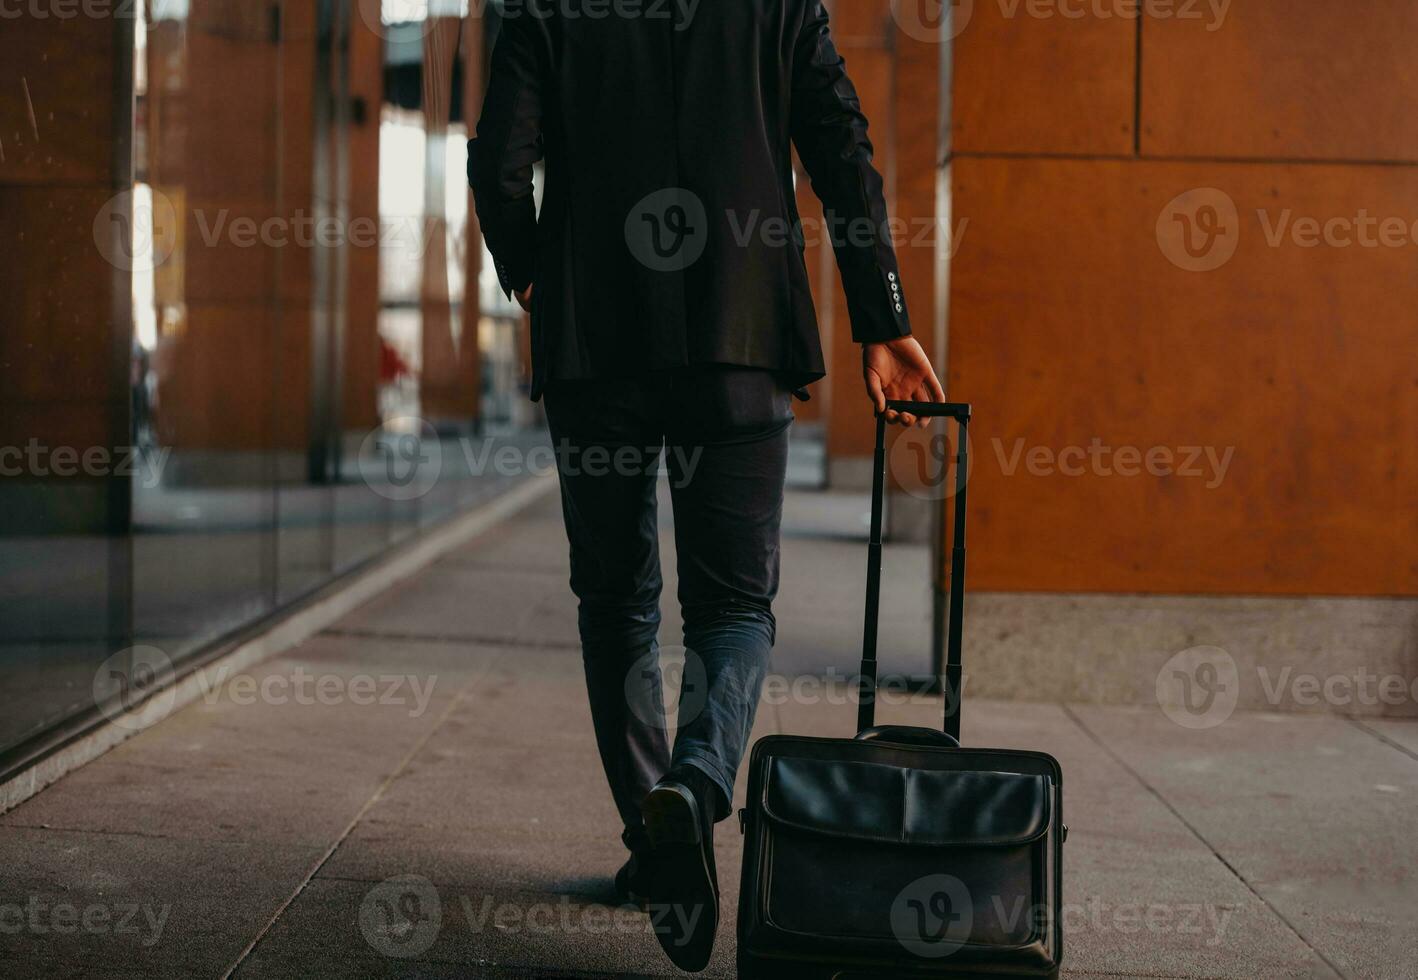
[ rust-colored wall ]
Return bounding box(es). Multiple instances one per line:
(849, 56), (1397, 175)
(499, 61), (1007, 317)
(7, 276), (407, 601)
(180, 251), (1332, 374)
(953, 0), (1135, 155)
(949, 0), (1418, 596)
(1141, 2), (1418, 161)
(0, 16), (125, 456)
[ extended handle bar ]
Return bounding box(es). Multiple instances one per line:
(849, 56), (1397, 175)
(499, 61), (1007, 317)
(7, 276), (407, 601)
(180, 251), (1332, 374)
(881, 400), (971, 421)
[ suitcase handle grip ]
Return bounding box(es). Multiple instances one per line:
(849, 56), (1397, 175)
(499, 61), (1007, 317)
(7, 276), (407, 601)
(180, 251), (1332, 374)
(881, 400), (971, 421)
(858, 405), (971, 742)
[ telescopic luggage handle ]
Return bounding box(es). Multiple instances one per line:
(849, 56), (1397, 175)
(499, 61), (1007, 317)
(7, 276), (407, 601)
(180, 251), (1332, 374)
(857, 401), (971, 742)
(879, 400), (971, 421)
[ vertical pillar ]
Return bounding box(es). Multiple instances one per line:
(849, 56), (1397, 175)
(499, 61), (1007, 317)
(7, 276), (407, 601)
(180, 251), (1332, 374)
(343, 10), (385, 432)
(418, 15), (479, 430)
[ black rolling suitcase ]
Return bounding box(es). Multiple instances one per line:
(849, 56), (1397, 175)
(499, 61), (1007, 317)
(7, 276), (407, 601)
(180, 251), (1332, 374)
(737, 402), (1065, 979)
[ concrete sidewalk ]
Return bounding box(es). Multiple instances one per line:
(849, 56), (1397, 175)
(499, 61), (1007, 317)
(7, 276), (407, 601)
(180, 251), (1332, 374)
(1, 485), (1414, 979)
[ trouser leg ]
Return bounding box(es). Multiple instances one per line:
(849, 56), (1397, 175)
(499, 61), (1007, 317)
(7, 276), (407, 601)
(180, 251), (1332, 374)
(544, 381), (672, 840)
(663, 368), (793, 821)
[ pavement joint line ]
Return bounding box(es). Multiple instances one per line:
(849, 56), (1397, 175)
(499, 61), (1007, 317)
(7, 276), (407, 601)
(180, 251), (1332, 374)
(321, 626), (583, 651)
(1059, 703), (1351, 980)
(1346, 717), (1418, 764)
(222, 649), (512, 979)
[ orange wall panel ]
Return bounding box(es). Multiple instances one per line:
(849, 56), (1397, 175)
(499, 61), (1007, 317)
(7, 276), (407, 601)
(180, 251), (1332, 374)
(953, 0), (1136, 156)
(0, 17), (117, 185)
(829, 0), (890, 43)
(949, 155), (1418, 596)
(0, 186), (119, 415)
(1141, 0), (1418, 162)
(0, 15), (123, 455)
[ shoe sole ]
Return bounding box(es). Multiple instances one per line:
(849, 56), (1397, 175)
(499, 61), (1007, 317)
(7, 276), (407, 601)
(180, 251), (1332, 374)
(641, 784), (719, 973)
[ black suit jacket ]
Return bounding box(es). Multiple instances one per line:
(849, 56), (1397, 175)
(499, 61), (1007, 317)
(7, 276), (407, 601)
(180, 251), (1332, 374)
(469, 0), (912, 399)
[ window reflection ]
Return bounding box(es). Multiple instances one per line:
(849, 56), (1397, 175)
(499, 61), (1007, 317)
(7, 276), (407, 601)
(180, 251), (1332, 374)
(0, 0), (543, 767)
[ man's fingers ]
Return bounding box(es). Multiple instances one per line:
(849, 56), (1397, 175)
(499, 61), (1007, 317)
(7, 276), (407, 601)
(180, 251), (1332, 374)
(866, 371), (887, 415)
(914, 389), (932, 427)
(901, 384), (924, 427)
(926, 372), (947, 425)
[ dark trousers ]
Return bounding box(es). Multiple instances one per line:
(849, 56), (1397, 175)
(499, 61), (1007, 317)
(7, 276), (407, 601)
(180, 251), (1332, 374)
(543, 367), (793, 843)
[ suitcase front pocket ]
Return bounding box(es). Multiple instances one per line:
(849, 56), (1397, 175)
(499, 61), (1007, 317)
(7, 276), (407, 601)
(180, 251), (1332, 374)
(757, 756), (1053, 959)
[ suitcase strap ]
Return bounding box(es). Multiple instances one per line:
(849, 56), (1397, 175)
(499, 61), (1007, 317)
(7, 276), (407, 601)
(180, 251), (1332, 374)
(857, 401), (971, 742)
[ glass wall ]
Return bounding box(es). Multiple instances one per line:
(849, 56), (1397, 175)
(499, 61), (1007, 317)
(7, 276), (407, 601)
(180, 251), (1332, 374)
(0, 0), (540, 772)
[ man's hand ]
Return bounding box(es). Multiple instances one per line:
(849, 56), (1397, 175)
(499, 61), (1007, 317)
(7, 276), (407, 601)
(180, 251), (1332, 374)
(515, 284), (534, 312)
(862, 336), (946, 427)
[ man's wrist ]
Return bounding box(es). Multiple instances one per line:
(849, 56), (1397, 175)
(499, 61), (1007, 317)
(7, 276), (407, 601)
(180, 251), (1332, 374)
(862, 333), (913, 348)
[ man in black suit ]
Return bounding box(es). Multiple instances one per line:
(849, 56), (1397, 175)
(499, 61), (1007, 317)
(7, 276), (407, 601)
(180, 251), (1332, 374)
(470, 0), (944, 969)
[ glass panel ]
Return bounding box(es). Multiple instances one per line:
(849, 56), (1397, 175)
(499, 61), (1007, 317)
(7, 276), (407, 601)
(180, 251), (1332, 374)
(366, 3), (505, 537)
(130, 0), (279, 658)
(274, 0), (345, 602)
(0, 0), (545, 767)
(332, 0), (397, 572)
(0, 12), (134, 754)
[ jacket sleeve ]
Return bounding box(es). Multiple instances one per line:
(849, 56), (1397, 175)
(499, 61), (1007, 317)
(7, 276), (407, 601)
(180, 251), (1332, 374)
(789, 0), (911, 344)
(468, 4), (547, 299)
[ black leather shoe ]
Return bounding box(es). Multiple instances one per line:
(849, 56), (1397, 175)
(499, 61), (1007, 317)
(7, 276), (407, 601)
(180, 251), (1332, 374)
(641, 777), (719, 972)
